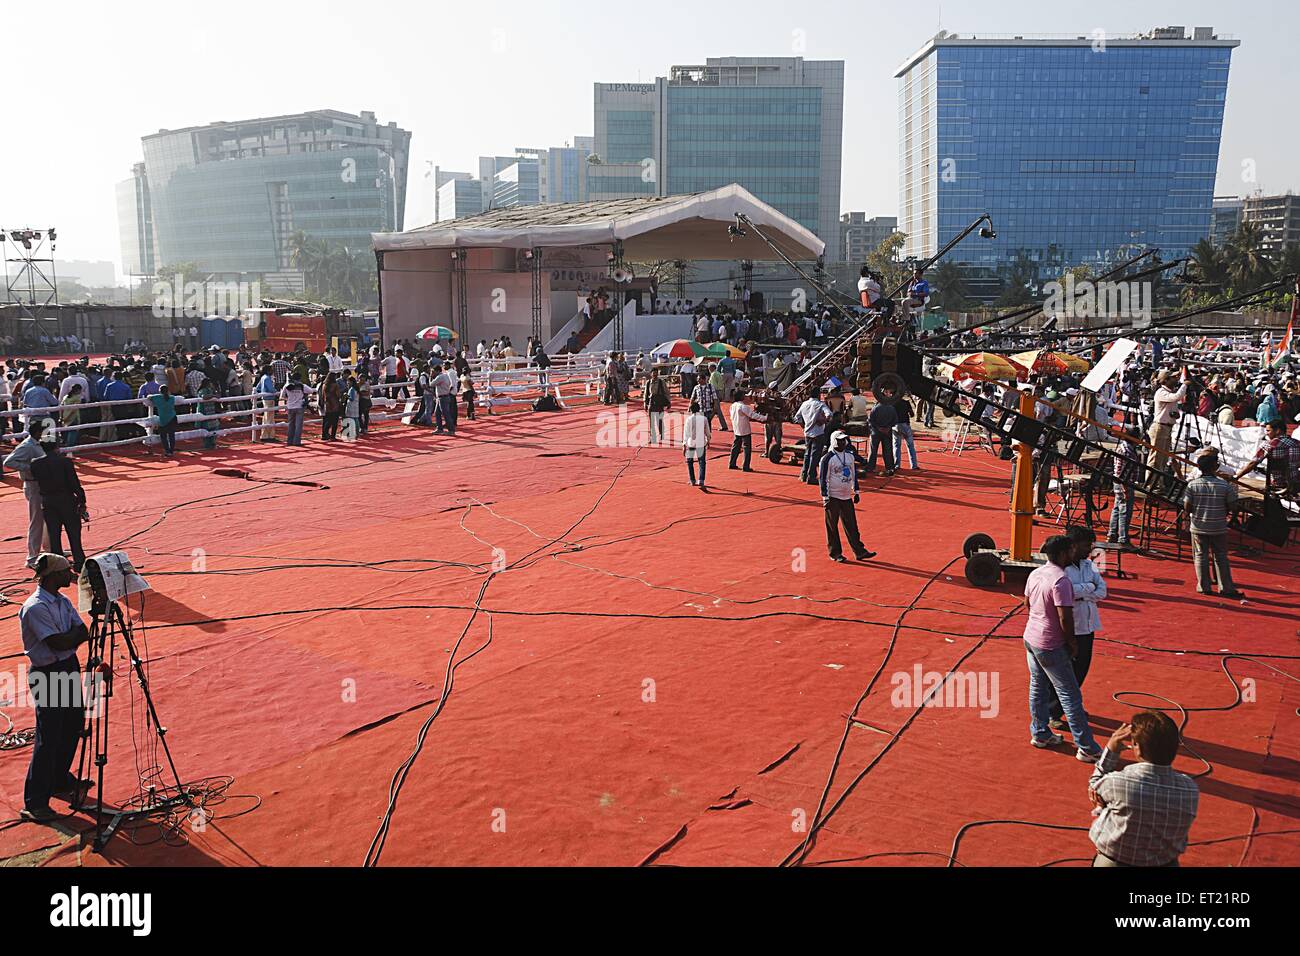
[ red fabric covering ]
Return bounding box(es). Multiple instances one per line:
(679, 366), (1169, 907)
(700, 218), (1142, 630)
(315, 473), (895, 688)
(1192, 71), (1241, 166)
(0, 406), (1296, 866)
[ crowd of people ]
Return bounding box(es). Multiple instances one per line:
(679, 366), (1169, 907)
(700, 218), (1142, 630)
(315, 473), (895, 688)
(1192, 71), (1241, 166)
(0, 339), (551, 461)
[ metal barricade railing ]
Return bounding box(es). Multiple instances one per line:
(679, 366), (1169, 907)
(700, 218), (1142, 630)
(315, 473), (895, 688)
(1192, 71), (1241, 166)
(0, 354), (616, 455)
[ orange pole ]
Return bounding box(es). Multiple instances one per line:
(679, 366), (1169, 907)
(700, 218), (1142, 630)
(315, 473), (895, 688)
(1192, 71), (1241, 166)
(1010, 390), (1036, 561)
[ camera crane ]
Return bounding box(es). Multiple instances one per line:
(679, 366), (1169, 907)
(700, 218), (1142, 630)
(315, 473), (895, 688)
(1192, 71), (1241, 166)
(732, 213), (1294, 584)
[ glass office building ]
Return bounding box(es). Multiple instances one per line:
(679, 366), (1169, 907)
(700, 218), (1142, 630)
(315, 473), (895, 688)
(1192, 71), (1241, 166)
(492, 158), (542, 208)
(124, 110), (411, 275)
(665, 85), (824, 234)
(896, 28), (1238, 287)
(115, 162), (155, 277)
(593, 58), (844, 246)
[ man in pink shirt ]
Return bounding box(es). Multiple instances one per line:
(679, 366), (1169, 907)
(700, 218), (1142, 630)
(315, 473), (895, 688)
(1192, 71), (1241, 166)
(1023, 535), (1102, 761)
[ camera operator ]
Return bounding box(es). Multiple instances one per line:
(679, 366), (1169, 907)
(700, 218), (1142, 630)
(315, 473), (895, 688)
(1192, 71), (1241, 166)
(1147, 367), (1187, 473)
(18, 553), (92, 823)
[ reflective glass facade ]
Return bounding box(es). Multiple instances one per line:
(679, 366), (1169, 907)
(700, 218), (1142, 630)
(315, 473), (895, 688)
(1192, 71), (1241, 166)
(493, 159), (541, 208)
(898, 37), (1236, 283)
(605, 110), (656, 164)
(128, 110), (410, 275)
(149, 149), (396, 272)
(115, 163), (155, 276)
(666, 86), (823, 235)
(593, 59), (843, 246)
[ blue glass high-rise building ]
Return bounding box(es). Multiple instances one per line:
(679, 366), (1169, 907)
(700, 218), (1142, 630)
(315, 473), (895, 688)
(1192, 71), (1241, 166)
(895, 27), (1238, 288)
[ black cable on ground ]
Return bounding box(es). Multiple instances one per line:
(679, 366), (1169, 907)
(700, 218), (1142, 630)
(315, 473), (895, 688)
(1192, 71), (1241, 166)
(782, 581), (1023, 866)
(362, 448), (644, 866)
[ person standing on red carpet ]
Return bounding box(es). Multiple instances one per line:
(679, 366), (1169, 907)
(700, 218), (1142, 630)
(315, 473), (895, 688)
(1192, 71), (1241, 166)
(1022, 534), (1102, 761)
(18, 553), (91, 823)
(682, 401), (710, 491)
(728, 390), (765, 471)
(819, 431), (874, 563)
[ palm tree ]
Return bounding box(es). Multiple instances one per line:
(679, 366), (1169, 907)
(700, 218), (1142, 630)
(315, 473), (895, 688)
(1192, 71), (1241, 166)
(289, 231), (331, 292)
(995, 257), (1036, 307)
(930, 260), (972, 312)
(1224, 221), (1270, 289)
(330, 246), (372, 303)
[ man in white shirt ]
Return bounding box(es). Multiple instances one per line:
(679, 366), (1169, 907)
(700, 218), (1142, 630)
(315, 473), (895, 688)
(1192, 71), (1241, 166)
(857, 268), (881, 309)
(796, 387), (833, 485)
(326, 347), (344, 374)
(432, 364), (457, 434)
(820, 431), (875, 563)
(727, 390), (766, 471)
(1147, 368), (1187, 472)
(4, 425), (49, 567)
(58, 367), (89, 402)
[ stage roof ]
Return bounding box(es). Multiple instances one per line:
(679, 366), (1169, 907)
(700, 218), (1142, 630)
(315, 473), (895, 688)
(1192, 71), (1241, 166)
(372, 184), (825, 262)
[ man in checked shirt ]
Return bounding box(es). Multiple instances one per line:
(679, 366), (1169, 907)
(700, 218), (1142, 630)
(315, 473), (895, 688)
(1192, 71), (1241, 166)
(1088, 710), (1199, 867)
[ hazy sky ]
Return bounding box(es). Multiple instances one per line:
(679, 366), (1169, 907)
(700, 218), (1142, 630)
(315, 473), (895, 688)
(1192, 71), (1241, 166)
(4, 0), (1296, 281)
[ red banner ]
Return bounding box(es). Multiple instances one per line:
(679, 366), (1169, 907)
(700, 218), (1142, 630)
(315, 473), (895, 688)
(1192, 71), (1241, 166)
(261, 316), (328, 354)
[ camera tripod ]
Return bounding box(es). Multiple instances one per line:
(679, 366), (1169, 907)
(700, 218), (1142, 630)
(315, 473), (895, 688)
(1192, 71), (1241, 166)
(74, 596), (192, 852)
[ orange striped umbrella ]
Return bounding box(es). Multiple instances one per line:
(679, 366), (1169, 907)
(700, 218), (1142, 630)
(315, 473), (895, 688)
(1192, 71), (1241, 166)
(948, 352), (1029, 382)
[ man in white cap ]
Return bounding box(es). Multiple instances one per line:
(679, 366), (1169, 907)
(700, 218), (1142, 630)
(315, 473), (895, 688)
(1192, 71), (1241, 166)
(820, 431), (876, 563)
(1148, 367), (1187, 472)
(18, 552), (91, 823)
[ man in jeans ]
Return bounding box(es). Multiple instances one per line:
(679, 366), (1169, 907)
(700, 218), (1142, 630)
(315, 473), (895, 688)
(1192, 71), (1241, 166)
(1183, 448), (1242, 598)
(796, 386), (831, 485)
(866, 395), (898, 475)
(1022, 534), (1102, 762)
(728, 390), (765, 471)
(279, 375), (308, 446)
(433, 363), (458, 435)
(691, 368), (727, 433)
(1107, 427), (1142, 547)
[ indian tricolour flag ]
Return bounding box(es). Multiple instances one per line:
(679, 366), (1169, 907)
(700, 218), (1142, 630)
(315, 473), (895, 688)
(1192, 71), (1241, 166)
(1271, 297), (1296, 368)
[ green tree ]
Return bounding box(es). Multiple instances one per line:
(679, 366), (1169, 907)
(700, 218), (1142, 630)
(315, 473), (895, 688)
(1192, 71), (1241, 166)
(287, 232), (377, 307)
(289, 231), (331, 292)
(866, 231), (909, 296)
(1224, 220), (1271, 289)
(929, 260), (972, 312)
(995, 257), (1036, 307)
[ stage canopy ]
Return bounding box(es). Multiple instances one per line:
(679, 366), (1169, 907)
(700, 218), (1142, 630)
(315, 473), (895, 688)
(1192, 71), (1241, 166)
(372, 184), (825, 262)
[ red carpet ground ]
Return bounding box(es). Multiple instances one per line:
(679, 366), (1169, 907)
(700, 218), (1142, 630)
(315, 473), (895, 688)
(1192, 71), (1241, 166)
(0, 404), (1296, 866)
